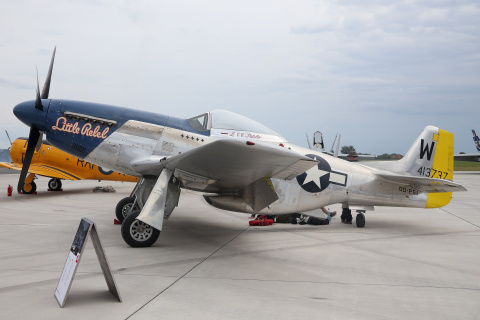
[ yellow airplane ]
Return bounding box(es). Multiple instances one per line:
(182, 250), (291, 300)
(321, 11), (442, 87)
(0, 137), (138, 194)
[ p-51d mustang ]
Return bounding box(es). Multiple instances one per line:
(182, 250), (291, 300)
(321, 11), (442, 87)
(13, 48), (466, 247)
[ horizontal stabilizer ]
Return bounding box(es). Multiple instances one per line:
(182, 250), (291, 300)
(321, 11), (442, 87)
(375, 172), (467, 193)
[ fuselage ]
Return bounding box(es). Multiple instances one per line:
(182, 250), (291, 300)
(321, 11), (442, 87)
(8, 137), (138, 182)
(14, 99), (429, 214)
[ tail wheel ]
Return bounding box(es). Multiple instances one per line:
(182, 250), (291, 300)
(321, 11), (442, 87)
(22, 181), (37, 194)
(115, 196), (135, 222)
(356, 212), (366, 228)
(48, 178), (62, 191)
(121, 211), (160, 247)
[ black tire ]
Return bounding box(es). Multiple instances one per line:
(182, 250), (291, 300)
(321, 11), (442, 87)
(48, 178), (62, 191)
(356, 212), (366, 228)
(121, 210), (160, 247)
(115, 196), (135, 222)
(22, 181), (37, 194)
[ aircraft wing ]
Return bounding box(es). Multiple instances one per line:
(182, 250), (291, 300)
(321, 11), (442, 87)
(132, 139), (318, 192)
(0, 162), (20, 171)
(0, 162), (79, 180)
(375, 172), (467, 193)
(454, 153), (480, 162)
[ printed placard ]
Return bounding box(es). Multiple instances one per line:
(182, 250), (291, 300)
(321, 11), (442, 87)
(54, 218), (121, 307)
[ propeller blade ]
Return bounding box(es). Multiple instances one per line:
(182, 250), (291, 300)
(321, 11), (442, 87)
(35, 132), (43, 152)
(35, 67), (42, 110)
(41, 46), (56, 99)
(17, 126), (40, 193)
(5, 130), (12, 146)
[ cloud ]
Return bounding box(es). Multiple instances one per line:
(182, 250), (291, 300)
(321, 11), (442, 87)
(0, 0), (479, 153)
(0, 78), (32, 90)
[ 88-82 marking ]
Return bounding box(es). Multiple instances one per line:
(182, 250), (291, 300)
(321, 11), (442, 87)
(418, 167), (449, 179)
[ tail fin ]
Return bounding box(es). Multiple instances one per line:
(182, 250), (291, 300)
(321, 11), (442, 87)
(472, 130), (480, 152)
(399, 126), (454, 208)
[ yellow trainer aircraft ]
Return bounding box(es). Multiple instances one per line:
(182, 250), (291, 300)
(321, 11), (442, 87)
(0, 137), (138, 194)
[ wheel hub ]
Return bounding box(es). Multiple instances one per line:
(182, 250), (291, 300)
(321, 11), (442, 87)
(130, 220), (153, 241)
(122, 204), (133, 218)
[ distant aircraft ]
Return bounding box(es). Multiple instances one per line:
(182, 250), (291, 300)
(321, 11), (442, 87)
(0, 137), (138, 193)
(307, 131), (377, 161)
(454, 130), (480, 162)
(12, 48), (466, 248)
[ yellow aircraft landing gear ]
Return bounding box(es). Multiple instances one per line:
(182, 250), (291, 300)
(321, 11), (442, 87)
(22, 173), (37, 194)
(22, 181), (37, 194)
(48, 178), (62, 191)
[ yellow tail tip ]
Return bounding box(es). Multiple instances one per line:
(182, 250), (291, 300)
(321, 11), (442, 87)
(426, 192), (452, 208)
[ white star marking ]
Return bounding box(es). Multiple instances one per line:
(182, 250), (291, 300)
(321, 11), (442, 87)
(302, 166), (329, 189)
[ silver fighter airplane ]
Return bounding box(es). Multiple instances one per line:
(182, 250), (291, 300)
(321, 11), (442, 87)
(13, 48), (467, 247)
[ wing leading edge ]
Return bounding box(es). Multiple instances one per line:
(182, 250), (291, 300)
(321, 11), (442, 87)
(0, 162), (80, 180)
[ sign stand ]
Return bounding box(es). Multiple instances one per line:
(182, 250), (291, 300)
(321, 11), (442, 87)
(54, 218), (122, 307)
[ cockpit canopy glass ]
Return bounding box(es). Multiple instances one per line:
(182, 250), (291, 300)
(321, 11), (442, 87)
(188, 113), (209, 132)
(210, 110), (283, 138)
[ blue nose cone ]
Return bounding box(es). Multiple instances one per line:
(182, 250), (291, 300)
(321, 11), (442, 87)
(13, 100), (49, 131)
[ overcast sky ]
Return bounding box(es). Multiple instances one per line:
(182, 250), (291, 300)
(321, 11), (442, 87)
(1, 0), (479, 155)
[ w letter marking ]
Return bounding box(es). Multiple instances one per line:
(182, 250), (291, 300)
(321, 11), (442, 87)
(420, 139), (435, 161)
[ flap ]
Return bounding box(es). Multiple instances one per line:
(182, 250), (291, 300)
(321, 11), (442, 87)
(133, 139), (318, 192)
(375, 172), (467, 193)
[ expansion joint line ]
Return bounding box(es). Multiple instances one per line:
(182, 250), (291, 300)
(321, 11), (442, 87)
(441, 208), (480, 229)
(126, 226), (250, 319)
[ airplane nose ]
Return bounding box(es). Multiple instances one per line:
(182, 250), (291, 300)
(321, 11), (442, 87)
(13, 100), (48, 131)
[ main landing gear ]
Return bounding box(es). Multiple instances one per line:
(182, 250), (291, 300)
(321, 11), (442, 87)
(20, 175), (63, 194)
(48, 178), (62, 191)
(21, 173), (37, 194)
(22, 181), (37, 194)
(121, 211), (160, 247)
(115, 196), (135, 223)
(116, 174), (181, 248)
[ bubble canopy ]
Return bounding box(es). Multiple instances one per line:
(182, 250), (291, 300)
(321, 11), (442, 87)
(188, 109), (284, 139)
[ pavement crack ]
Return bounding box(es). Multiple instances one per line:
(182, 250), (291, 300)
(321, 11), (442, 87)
(440, 208), (480, 229)
(125, 225), (250, 319)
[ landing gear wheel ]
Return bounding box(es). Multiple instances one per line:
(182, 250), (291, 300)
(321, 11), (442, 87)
(356, 212), (365, 228)
(115, 196), (135, 222)
(48, 178), (62, 191)
(22, 181), (37, 194)
(121, 210), (160, 247)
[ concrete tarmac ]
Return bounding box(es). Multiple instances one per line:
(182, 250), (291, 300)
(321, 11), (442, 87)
(0, 172), (479, 319)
